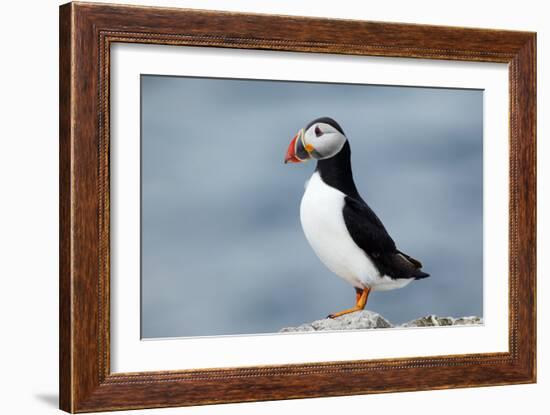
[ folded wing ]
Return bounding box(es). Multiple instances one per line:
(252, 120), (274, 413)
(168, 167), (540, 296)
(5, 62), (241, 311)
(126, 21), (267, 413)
(343, 196), (429, 280)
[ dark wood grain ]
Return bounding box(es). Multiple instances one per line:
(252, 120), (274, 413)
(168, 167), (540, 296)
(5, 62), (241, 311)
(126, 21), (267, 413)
(59, 2), (537, 412)
(59, 3), (73, 411)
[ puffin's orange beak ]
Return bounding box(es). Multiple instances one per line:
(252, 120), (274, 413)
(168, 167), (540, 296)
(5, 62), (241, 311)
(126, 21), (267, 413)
(284, 134), (302, 164)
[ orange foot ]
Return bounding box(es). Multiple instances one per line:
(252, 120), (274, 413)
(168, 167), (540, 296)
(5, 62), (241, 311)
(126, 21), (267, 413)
(328, 287), (371, 319)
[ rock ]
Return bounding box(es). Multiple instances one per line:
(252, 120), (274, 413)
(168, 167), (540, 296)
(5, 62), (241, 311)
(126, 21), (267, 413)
(401, 315), (483, 327)
(280, 311), (483, 332)
(401, 315), (454, 327)
(280, 310), (392, 332)
(452, 316), (483, 326)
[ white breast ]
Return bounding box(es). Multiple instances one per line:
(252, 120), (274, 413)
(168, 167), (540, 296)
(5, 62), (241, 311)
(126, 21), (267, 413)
(300, 172), (378, 289)
(299, 172), (413, 292)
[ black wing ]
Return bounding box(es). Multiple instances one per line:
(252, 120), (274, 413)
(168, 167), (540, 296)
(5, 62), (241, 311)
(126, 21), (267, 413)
(343, 196), (428, 280)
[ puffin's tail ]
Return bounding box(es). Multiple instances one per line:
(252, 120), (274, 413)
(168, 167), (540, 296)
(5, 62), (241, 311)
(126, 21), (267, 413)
(413, 270), (430, 280)
(396, 250), (430, 280)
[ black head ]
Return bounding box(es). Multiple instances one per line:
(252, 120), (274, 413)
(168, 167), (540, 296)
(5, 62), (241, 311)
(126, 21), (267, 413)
(284, 117), (348, 164)
(305, 117), (345, 135)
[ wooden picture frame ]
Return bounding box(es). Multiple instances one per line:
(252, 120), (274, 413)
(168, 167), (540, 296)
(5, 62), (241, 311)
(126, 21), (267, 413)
(59, 2), (536, 412)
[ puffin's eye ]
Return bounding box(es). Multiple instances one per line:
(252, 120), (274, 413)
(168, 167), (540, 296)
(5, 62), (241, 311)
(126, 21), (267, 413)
(314, 126), (323, 137)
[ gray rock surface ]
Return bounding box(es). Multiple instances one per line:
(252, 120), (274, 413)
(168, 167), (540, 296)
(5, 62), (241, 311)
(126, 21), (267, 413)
(279, 311), (482, 332)
(280, 310), (391, 332)
(401, 315), (483, 327)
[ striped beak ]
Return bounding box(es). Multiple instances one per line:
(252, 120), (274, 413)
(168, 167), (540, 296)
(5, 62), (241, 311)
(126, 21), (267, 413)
(284, 129), (311, 164)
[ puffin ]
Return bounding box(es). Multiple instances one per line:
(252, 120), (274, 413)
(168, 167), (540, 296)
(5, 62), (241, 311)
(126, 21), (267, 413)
(284, 117), (429, 318)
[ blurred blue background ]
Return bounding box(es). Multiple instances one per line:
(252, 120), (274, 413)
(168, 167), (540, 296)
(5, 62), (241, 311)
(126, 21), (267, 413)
(140, 75), (483, 338)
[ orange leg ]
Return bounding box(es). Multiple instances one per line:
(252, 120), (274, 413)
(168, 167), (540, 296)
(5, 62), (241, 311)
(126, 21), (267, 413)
(355, 287), (363, 303)
(328, 287), (371, 319)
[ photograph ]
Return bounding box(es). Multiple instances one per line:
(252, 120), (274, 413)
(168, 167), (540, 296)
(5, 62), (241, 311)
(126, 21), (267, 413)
(140, 75), (484, 338)
(50, 1), (537, 412)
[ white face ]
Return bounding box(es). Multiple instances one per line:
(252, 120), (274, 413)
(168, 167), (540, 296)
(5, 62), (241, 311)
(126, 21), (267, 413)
(303, 122), (347, 160)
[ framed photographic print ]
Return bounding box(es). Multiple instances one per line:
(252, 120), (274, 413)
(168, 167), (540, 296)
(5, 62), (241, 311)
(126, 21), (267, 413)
(59, 2), (536, 412)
